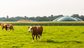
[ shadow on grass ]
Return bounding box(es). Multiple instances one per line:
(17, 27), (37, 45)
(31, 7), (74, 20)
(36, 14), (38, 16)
(40, 39), (64, 43)
(12, 46), (20, 48)
(40, 39), (83, 44)
(82, 32), (84, 34)
(66, 41), (83, 43)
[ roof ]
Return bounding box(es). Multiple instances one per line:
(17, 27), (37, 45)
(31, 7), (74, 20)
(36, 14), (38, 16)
(53, 16), (82, 21)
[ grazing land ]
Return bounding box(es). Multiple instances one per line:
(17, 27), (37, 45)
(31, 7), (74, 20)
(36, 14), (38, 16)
(0, 26), (84, 48)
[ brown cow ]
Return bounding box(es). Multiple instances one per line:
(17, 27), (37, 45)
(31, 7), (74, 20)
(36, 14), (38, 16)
(0, 23), (14, 31)
(28, 26), (43, 40)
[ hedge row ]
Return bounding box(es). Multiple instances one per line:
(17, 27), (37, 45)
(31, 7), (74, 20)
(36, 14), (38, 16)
(4, 22), (84, 26)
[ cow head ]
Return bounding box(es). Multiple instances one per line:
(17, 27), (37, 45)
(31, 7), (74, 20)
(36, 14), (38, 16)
(28, 26), (33, 32)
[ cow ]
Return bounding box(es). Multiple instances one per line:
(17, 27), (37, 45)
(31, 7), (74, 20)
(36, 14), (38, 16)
(28, 26), (43, 40)
(0, 23), (14, 31)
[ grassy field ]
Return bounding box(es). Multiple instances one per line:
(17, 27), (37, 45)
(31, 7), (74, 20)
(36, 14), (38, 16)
(0, 26), (84, 48)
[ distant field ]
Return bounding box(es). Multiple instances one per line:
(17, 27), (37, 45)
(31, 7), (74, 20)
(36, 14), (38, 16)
(0, 26), (84, 48)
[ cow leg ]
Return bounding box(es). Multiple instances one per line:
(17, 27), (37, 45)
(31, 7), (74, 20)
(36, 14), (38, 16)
(5, 27), (8, 31)
(2, 27), (4, 30)
(32, 35), (35, 40)
(36, 35), (38, 40)
(38, 35), (40, 39)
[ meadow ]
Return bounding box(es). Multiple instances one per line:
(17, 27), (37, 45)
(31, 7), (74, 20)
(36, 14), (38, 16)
(0, 26), (84, 48)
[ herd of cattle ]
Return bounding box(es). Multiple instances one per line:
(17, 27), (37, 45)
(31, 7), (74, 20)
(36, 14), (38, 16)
(0, 23), (43, 40)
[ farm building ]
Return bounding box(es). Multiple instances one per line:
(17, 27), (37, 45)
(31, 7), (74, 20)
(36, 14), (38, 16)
(53, 16), (82, 21)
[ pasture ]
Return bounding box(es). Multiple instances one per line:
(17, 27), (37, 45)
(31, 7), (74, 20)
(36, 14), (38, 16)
(0, 26), (84, 48)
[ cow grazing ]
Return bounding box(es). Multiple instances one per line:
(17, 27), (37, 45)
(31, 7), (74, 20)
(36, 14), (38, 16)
(28, 26), (43, 40)
(0, 23), (14, 31)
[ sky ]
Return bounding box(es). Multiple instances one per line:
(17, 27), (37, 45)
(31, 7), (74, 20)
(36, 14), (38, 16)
(0, 0), (84, 17)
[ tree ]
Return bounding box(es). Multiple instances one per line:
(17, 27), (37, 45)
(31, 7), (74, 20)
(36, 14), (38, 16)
(80, 15), (84, 20)
(71, 14), (80, 18)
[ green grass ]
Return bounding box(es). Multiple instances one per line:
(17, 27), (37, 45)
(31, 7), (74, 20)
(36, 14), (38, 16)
(0, 26), (84, 48)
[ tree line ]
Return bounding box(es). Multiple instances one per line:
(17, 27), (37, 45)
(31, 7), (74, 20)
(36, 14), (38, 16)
(0, 14), (84, 21)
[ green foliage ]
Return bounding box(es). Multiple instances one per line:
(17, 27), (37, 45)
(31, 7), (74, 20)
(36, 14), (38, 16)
(4, 22), (84, 26)
(0, 26), (84, 48)
(1, 14), (84, 21)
